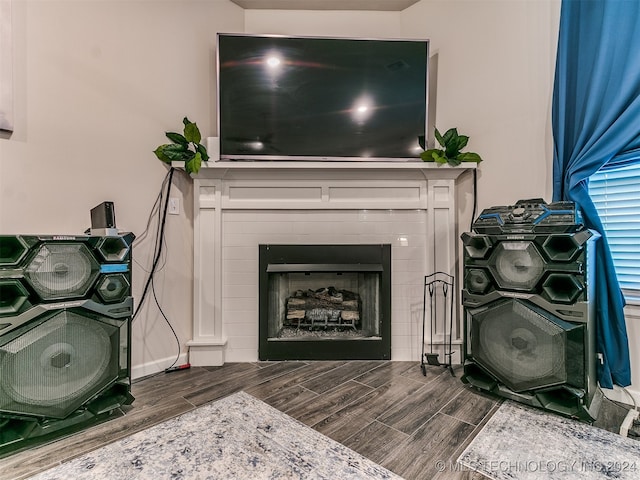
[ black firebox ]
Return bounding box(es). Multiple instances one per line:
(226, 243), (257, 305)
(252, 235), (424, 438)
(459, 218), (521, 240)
(259, 244), (391, 361)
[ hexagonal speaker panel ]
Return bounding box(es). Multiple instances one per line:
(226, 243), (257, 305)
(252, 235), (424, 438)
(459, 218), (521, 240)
(0, 236), (29, 266)
(0, 279), (30, 317)
(24, 243), (100, 300)
(542, 273), (584, 304)
(470, 299), (584, 392)
(96, 274), (131, 303)
(488, 241), (545, 291)
(465, 268), (492, 294)
(542, 234), (583, 262)
(0, 310), (119, 419)
(96, 237), (130, 262)
(461, 232), (492, 259)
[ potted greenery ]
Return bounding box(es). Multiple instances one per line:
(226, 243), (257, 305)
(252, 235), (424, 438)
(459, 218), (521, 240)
(420, 127), (483, 167)
(154, 117), (209, 174)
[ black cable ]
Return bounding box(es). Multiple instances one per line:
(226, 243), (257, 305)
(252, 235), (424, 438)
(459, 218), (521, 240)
(133, 167), (175, 321)
(131, 169), (170, 285)
(470, 168), (478, 231)
(151, 274), (181, 370)
(134, 169), (171, 247)
(129, 166), (184, 375)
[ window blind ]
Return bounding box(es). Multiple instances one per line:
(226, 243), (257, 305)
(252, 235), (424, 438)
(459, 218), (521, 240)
(589, 163), (640, 293)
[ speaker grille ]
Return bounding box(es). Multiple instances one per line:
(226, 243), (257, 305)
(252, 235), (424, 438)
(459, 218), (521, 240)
(471, 299), (583, 392)
(465, 268), (492, 294)
(489, 241), (545, 291)
(24, 244), (100, 300)
(96, 274), (131, 303)
(0, 311), (118, 419)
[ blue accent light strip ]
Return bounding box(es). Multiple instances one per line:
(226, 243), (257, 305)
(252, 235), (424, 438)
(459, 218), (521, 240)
(100, 264), (128, 273)
(478, 213), (504, 225)
(532, 205), (574, 224)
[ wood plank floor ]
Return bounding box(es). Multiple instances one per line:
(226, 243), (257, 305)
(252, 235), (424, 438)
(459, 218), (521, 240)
(0, 361), (500, 479)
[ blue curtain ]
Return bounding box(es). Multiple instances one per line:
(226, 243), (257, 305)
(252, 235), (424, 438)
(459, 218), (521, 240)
(552, 0), (640, 388)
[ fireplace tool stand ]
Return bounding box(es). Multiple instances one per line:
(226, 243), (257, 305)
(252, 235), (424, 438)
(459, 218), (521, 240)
(420, 272), (455, 377)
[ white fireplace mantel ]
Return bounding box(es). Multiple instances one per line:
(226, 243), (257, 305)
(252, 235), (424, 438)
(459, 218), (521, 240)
(185, 160), (476, 366)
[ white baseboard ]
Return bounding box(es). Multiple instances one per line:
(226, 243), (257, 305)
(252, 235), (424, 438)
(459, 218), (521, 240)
(131, 353), (189, 380)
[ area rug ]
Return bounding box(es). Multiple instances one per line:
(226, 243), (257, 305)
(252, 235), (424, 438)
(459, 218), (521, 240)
(458, 400), (640, 480)
(28, 391), (402, 480)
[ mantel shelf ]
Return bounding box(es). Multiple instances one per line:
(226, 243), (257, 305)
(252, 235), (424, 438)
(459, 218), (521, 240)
(174, 160), (476, 170)
(172, 160), (476, 181)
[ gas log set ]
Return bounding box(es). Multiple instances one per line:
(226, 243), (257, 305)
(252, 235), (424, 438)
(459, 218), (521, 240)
(285, 287), (361, 330)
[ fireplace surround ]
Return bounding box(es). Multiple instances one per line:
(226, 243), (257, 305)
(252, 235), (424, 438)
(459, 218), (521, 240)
(185, 156), (474, 365)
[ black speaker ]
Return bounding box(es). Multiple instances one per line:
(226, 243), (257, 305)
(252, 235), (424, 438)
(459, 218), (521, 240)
(0, 233), (134, 455)
(460, 200), (602, 422)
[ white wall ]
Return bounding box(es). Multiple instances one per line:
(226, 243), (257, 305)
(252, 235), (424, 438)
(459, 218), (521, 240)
(401, 0), (559, 213)
(0, 0), (244, 378)
(2, 0), (636, 403)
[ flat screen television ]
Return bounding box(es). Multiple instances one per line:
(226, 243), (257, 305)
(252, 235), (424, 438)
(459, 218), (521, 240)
(216, 33), (429, 162)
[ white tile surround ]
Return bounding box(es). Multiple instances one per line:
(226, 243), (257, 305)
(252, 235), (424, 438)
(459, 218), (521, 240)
(186, 159), (474, 365)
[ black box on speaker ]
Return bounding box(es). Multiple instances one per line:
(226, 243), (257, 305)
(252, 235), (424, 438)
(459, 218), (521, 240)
(460, 200), (602, 422)
(90, 201), (116, 229)
(0, 233), (135, 456)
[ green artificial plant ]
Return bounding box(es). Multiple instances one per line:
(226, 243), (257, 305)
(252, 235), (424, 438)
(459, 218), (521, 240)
(154, 117), (209, 174)
(420, 127), (483, 167)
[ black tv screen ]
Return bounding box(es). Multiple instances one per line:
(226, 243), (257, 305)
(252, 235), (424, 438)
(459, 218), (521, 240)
(217, 33), (429, 161)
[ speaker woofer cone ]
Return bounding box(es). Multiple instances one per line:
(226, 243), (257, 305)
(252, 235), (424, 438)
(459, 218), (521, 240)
(465, 268), (492, 294)
(0, 311), (117, 418)
(489, 241), (545, 291)
(470, 299), (583, 392)
(96, 274), (130, 303)
(24, 244), (100, 300)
